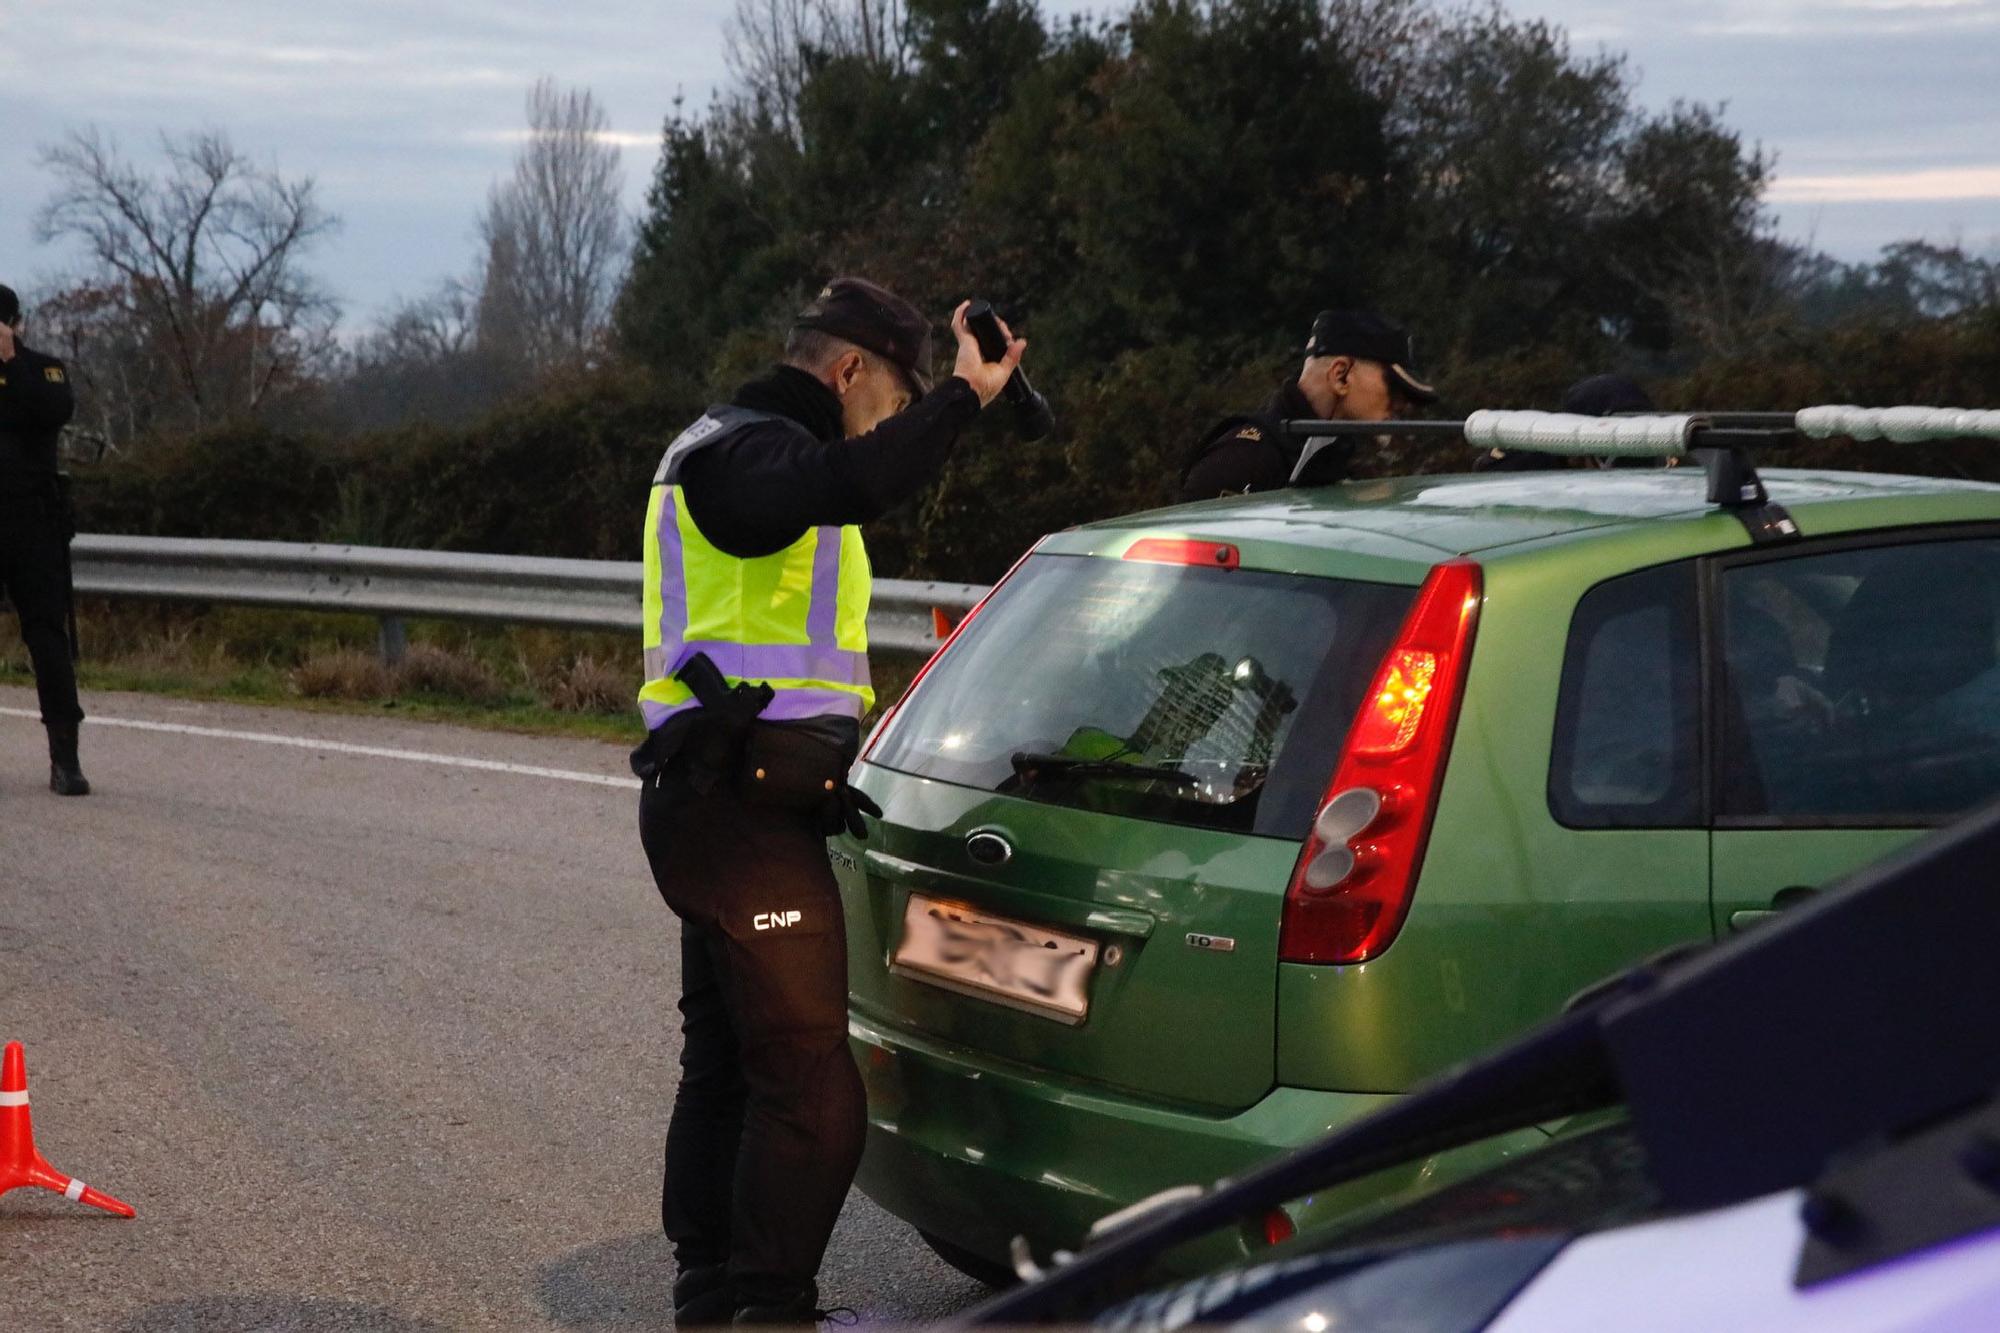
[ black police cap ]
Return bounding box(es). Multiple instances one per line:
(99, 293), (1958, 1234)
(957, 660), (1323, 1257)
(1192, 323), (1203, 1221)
(0, 284), (19, 326)
(793, 277), (933, 397)
(1305, 309), (1437, 404)
(1560, 374), (1654, 417)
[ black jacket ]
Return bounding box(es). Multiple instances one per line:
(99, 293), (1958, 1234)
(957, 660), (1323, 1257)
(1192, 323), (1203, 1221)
(681, 365), (980, 559)
(0, 340), (76, 488)
(640, 365), (982, 756)
(1179, 381), (1353, 502)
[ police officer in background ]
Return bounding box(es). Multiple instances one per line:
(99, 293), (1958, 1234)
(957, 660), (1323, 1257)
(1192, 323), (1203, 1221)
(0, 283), (89, 796)
(632, 278), (1024, 1326)
(1178, 309), (1437, 501)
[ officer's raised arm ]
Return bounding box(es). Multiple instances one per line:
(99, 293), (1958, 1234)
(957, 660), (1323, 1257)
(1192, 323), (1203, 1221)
(672, 282), (1029, 558)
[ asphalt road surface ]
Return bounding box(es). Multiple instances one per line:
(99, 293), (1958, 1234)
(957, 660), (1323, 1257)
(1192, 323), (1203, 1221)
(0, 686), (992, 1330)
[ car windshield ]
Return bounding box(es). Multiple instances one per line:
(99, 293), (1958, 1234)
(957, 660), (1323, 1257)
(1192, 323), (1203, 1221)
(868, 552), (1416, 836)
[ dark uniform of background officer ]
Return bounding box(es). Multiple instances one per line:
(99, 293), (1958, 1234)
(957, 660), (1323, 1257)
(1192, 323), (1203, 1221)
(0, 283), (89, 796)
(1178, 309), (1437, 501)
(1470, 373), (1657, 471)
(634, 280), (1024, 1325)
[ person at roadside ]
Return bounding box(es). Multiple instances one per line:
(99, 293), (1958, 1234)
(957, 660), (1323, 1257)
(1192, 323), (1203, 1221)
(1178, 309), (1437, 501)
(0, 282), (89, 796)
(631, 278), (1025, 1327)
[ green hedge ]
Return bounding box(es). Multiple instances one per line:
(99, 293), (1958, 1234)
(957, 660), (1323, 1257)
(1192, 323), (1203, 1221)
(73, 308), (2000, 586)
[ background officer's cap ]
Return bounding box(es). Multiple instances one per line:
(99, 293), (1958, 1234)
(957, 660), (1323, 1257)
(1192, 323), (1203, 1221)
(1560, 373), (1654, 417)
(0, 284), (19, 326)
(794, 277), (933, 397)
(1306, 309), (1437, 404)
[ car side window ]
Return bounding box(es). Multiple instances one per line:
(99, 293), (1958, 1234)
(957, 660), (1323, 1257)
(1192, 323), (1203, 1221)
(1717, 535), (2000, 823)
(1550, 563), (1702, 828)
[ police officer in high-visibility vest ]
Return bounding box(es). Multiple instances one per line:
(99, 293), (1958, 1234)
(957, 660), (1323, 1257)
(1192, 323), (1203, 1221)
(633, 278), (1025, 1326)
(0, 282), (89, 796)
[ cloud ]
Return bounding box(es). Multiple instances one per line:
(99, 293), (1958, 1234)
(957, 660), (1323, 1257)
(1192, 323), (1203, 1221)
(1770, 165), (2000, 203)
(9, 0), (1999, 321)
(1689, 0), (2000, 35)
(462, 129), (659, 148)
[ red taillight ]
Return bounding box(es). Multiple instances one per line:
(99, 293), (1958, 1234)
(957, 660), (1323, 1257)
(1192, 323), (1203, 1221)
(1261, 1207), (1297, 1247)
(861, 541), (1042, 761)
(1123, 537), (1240, 569)
(1350, 648), (1439, 754)
(1279, 560), (1482, 965)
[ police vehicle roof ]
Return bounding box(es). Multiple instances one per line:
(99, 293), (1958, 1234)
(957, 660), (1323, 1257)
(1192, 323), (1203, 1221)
(1077, 467), (2000, 562)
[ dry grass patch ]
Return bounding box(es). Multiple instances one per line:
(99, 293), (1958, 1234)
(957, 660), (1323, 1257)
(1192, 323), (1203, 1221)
(394, 643), (507, 703)
(291, 649), (394, 700)
(541, 654), (633, 714)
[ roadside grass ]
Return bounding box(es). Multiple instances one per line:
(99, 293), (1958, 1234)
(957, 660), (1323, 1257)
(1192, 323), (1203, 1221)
(0, 600), (919, 742)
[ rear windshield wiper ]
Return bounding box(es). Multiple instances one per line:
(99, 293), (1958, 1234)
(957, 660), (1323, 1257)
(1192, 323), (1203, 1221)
(1008, 751), (1199, 790)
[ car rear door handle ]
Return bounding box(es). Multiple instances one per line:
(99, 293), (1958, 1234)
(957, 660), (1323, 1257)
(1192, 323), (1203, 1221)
(1729, 886), (1819, 933)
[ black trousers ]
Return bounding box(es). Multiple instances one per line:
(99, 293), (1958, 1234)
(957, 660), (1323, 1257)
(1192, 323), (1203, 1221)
(0, 495), (82, 728)
(638, 764), (865, 1305)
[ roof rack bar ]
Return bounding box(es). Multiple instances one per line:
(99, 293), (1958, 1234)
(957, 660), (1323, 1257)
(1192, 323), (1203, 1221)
(1700, 412), (1799, 430)
(1278, 419), (1471, 440)
(1283, 404), (2000, 453)
(1280, 412), (1802, 545)
(1800, 405), (2000, 441)
(1278, 403), (1995, 544)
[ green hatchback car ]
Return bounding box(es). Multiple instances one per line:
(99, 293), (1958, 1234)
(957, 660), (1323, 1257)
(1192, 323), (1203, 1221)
(832, 460), (2000, 1280)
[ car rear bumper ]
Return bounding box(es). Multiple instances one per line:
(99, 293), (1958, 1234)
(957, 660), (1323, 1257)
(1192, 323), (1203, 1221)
(849, 1008), (1542, 1271)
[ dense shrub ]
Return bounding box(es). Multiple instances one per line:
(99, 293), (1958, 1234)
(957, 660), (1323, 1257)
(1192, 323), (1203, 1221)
(61, 1), (2000, 587)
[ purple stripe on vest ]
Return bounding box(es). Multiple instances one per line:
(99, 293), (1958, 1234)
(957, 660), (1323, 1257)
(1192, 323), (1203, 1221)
(678, 639), (865, 682)
(653, 489), (690, 673)
(806, 527), (843, 645)
(642, 641), (866, 709)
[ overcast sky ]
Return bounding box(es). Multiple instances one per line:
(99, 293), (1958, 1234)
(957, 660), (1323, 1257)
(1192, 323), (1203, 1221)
(3, 0), (1996, 331)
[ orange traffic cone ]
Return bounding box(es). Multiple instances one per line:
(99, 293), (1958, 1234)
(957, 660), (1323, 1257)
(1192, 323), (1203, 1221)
(0, 1041), (135, 1217)
(932, 607), (955, 639)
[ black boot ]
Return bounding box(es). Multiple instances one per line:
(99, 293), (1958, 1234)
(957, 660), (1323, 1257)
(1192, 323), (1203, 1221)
(47, 722), (89, 796)
(675, 1264), (736, 1329)
(733, 1280), (853, 1328)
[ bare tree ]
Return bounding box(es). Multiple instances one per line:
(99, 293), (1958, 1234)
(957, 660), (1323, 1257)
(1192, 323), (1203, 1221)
(362, 279), (479, 365)
(34, 128), (339, 435)
(725, 0), (909, 134)
(28, 278), (149, 456)
(327, 279), (512, 433)
(475, 79), (626, 369)
(1872, 240), (2000, 318)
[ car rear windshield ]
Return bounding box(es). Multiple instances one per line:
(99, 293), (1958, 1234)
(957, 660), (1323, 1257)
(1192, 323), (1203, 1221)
(869, 552), (1416, 837)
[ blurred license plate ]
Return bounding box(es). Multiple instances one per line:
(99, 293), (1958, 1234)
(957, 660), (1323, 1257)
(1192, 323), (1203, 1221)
(891, 894), (1099, 1025)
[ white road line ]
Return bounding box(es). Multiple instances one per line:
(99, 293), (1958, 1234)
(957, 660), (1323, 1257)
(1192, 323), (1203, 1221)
(0, 706), (638, 789)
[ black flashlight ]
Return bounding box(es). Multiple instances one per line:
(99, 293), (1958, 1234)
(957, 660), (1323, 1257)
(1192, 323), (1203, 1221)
(964, 300), (1055, 442)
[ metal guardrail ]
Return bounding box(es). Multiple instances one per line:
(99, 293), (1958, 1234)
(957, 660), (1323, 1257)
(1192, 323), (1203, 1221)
(70, 535), (987, 660)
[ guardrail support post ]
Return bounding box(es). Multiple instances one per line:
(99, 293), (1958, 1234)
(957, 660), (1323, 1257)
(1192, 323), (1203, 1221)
(378, 616), (408, 667)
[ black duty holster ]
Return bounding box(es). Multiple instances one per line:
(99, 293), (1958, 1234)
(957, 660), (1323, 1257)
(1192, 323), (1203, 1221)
(630, 651), (881, 838)
(669, 652), (776, 797)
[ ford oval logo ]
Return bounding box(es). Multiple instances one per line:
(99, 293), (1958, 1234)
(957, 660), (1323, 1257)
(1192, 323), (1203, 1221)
(966, 831), (1013, 866)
